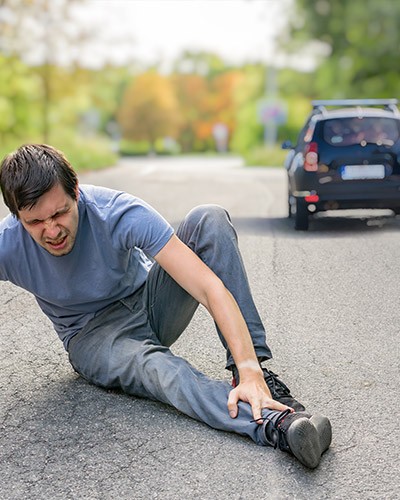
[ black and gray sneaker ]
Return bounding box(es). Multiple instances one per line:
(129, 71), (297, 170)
(231, 365), (306, 412)
(262, 368), (306, 412)
(263, 409), (332, 469)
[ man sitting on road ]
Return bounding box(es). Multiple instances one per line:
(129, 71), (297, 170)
(0, 144), (332, 468)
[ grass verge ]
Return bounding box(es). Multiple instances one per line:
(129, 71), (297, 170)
(0, 135), (118, 172)
(241, 144), (287, 167)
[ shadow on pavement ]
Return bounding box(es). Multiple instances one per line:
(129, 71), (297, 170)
(231, 211), (400, 237)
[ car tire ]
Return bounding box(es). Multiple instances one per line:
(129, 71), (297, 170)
(288, 192), (293, 218)
(295, 198), (309, 231)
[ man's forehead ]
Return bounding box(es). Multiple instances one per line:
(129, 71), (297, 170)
(19, 184), (73, 220)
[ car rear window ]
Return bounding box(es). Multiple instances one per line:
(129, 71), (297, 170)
(322, 117), (400, 146)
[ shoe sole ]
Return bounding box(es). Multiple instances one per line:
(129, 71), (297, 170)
(286, 415), (332, 469)
(310, 415), (332, 456)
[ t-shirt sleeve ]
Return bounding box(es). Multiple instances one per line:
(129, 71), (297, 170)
(0, 245), (6, 281)
(106, 192), (174, 257)
(0, 215), (17, 282)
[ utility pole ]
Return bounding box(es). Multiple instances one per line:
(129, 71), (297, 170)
(264, 66), (277, 145)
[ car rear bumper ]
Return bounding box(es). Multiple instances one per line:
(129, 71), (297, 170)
(292, 178), (400, 211)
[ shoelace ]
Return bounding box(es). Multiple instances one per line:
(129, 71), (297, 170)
(250, 408), (291, 424)
(263, 369), (292, 397)
(232, 366), (292, 396)
(250, 409), (292, 449)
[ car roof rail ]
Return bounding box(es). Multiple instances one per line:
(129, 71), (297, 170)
(311, 99), (399, 116)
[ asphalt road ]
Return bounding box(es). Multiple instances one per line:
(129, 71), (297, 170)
(1, 155), (399, 500)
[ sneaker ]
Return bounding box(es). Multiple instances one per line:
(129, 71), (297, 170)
(263, 409), (332, 469)
(262, 368), (306, 412)
(231, 365), (306, 412)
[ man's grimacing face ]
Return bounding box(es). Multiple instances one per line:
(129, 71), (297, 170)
(18, 183), (79, 257)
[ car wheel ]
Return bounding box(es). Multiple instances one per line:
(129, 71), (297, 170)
(288, 192), (293, 218)
(295, 198), (309, 231)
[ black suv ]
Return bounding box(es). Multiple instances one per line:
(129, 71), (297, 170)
(282, 99), (400, 230)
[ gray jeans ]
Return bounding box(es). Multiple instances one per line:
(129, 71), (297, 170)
(68, 205), (273, 445)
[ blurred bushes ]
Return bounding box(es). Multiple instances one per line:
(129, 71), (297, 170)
(0, 134), (117, 172)
(2, 0), (400, 171)
(54, 136), (118, 172)
(242, 145), (288, 167)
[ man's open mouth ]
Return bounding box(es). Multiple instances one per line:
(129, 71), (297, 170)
(47, 235), (67, 249)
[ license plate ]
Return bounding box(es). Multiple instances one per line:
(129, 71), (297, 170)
(341, 164), (385, 180)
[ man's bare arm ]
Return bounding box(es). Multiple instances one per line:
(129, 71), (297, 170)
(154, 235), (290, 422)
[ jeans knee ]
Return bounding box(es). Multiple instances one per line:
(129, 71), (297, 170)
(178, 204), (237, 249)
(186, 204), (231, 228)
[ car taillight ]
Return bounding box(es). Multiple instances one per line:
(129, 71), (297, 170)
(305, 194), (319, 202)
(304, 142), (319, 172)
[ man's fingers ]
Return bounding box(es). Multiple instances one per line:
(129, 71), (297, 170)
(227, 390), (239, 418)
(251, 405), (263, 424)
(248, 393), (281, 422)
(252, 400), (293, 424)
(268, 400), (293, 413)
(228, 384), (294, 423)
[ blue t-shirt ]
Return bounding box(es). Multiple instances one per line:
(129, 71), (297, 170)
(0, 185), (174, 348)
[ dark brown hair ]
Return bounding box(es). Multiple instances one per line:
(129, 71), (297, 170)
(0, 144), (78, 217)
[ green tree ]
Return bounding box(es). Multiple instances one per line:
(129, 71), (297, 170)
(0, 0), (87, 141)
(230, 64), (265, 153)
(0, 55), (42, 140)
(286, 0), (400, 97)
(172, 50), (227, 78)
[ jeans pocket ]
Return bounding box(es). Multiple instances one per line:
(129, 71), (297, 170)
(119, 285), (145, 312)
